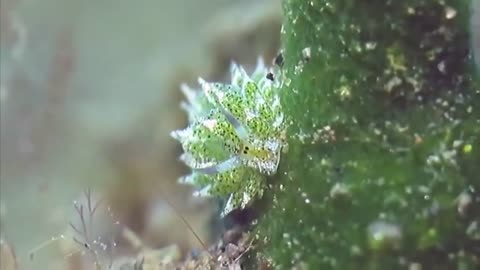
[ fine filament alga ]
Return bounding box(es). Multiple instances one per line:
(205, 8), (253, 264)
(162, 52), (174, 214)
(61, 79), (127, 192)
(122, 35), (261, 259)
(171, 58), (285, 216)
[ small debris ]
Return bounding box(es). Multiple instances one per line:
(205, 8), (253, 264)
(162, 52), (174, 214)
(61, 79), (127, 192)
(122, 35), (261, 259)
(367, 220), (402, 251)
(301, 47), (311, 62)
(466, 221), (480, 240)
(437, 61), (446, 74)
(409, 262), (422, 270)
(365, 42), (377, 50)
(385, 76), (402, 93)
(445, 6), (457, 19)
(223, 226), (244, 244)
(452, 140), (463, 148)
(407, 7), (415, 15)
(456, 191), (472, 216)
(414, 134), (423, 144)
(329, 183), (351, 199)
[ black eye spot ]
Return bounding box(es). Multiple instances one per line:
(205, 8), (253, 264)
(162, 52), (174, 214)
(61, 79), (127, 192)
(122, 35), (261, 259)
(266, 72), (274, 81)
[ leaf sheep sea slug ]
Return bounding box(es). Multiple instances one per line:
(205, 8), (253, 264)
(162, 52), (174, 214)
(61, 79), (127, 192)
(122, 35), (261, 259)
(171, 58), (286, 216)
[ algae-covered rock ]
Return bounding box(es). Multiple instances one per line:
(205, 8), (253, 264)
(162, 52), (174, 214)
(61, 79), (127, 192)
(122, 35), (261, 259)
(255, 0), (480, 269)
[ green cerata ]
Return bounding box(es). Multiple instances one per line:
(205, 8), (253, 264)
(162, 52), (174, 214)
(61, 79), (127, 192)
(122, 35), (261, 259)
(171, 58), (286, 216)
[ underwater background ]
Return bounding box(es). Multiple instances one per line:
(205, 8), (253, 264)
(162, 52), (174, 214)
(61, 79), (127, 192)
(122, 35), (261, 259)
(1, 0), (479, 269)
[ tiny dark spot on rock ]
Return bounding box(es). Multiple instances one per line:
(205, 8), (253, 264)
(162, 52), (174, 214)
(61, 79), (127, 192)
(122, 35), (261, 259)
(275, 52), (284, 67)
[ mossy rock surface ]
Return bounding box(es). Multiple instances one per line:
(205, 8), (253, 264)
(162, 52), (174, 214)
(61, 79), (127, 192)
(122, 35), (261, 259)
(254, 0), (480, 269)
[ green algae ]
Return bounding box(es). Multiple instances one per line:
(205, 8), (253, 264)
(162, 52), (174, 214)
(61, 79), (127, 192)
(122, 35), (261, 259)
(254, 0), (480, 269)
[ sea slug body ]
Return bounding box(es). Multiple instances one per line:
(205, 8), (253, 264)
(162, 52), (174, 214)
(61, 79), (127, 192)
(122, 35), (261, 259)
(171, 58), (285, 216)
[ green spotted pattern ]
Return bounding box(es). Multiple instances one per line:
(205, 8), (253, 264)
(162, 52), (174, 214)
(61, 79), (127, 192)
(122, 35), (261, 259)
(171, 59), (285, 216)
